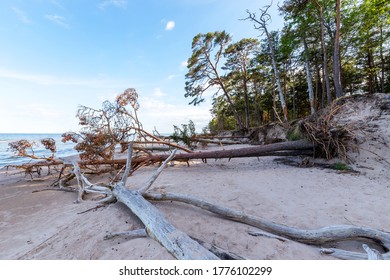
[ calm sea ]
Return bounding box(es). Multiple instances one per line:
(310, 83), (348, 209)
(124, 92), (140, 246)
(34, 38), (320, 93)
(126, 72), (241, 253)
(0, 133), (78, 168)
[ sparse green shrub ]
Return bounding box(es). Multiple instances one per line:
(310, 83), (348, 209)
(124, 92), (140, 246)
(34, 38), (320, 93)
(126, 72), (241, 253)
(332, 162), (352, 171)
(171, 120), (196, 148)
(286, 125), (305, 141)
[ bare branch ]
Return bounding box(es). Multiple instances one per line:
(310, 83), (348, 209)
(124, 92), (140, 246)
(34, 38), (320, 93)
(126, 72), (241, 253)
(121, 142), (134, 186)
(138, 149), (177, 195)
(104, 229), (148, 240)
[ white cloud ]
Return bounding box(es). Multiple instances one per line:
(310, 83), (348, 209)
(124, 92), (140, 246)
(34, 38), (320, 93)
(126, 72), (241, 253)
(141, 96), (174, 111)
(17, 103), (63, 118)
(98, 0), (127, 10)
(45, 14), (69, 28)
(12, 7), (31, 24)
(180, 61), (188, 70)
(0, 67), (132, 89)
(168, 74), (178, 80)
(0, 68), (63, 86)
(165, 21), (175, 31)
(153, 87), (165, 97)
(50, 0), (66, 10)
(138, 95), (211, 133)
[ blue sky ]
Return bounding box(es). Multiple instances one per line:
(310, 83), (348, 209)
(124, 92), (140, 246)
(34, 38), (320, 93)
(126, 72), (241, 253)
(0, 0), (283, 133)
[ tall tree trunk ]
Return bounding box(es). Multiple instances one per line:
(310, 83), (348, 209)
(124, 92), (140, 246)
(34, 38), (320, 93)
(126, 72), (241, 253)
(368, 47), (374, 94)
(288, 57), (297, 119)
(316, 62), (324, 109)
(208, 52), (245, 131)
(216, 73), (245, 131)
(380, 25), (385, 93)
(313, 0), (332, 104)
(243, 75), (250, 129)
(265, 28), (288, 121)
(333, 0), (343, 98)
(303, 36), (316, 115)
(253, 83), (262, 126)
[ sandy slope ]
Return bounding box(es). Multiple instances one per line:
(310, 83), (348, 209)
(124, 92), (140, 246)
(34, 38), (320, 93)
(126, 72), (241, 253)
(0, 93), (389, 260)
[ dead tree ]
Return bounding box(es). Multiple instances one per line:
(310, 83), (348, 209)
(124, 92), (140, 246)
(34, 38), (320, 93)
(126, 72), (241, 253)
(245, 2), (288, 121)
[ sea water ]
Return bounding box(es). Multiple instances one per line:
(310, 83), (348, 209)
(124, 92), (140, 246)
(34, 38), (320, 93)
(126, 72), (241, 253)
(0, 133), (78, 168)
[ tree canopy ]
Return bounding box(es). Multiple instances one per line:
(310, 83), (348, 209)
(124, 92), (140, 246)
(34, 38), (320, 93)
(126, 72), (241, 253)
(184, 0), (390, 133)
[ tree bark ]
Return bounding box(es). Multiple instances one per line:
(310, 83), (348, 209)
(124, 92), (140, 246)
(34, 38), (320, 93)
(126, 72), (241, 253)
(380, 25), (385, 93)
(112, 183), (219, 260)
(303, 36), (316, 115)
(333, 0), (343, 98)
(266, 27), (288, 121)
(109, 140), (314, 167)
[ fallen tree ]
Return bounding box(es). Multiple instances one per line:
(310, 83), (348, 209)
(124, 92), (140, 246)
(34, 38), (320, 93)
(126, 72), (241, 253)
(8, 139), (315, 179)
(75, 139), (315, 170)
(51, 142), (389, 260)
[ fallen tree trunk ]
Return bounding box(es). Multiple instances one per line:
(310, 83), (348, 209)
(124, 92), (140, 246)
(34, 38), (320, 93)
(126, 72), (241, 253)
(111, 146), (218, 260)
(112, 183), (219, 260)
(12, 139), (315, 171)
(193, 138), (245, 145)
(81, 139), (315, 167)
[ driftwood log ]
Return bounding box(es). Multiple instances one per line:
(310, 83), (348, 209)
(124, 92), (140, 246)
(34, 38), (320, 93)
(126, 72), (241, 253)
(112, 183), (218, 259)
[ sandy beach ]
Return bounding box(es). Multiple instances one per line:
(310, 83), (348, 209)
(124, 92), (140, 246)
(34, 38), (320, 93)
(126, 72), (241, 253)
(1, 144), (389, 260)
(1, 94), (389, 260)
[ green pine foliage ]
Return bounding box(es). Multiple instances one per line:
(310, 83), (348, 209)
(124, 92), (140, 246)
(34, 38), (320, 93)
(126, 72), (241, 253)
(171, 120), (196, 148)
(183, 1), (390, 132)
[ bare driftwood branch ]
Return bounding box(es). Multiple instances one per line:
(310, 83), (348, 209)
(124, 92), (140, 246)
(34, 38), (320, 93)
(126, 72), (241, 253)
(321, 245), (385, 260)
(145, 192), (390, 260)
(104, 229), (147, 240)
(363, 244), (384, 260)
(190, 236), (246, 260)
(248, 231), (289, 242)
(138, 149), (177, 195)
(103, 228), (244, 260)
(59, 158), (113, 204)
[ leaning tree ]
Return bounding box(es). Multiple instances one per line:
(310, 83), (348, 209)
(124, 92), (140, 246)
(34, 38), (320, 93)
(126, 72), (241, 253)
(185, 31), (246, 131)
